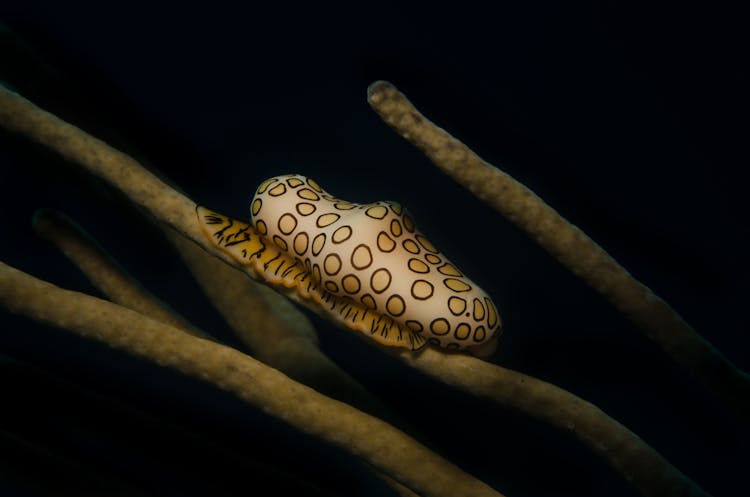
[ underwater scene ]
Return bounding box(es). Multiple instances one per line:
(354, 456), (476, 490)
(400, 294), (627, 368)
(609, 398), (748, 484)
(0, 2), (747, 496)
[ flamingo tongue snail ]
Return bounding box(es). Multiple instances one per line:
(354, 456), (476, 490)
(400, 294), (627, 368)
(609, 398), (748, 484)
(197, 174), (501, 358)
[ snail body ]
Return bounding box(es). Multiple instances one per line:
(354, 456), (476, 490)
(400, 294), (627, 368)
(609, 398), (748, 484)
(198, 174), (500, 356)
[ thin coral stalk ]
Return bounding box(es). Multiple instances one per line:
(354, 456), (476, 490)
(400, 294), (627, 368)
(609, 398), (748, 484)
(32, 205), (379, 413)
(0, 86), (217, 271)
(34, 209), (420, 496)
(388, 346), (707, 497)
(0, 260), (501, 497)
(0, 85), (326, 319)
(2, 355), (330, 496)
(166, 230), (403, 421)
(366, 80), (750, 422)
(32, 209), (211, 339)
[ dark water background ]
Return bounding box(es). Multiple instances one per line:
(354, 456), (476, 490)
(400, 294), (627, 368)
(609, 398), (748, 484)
(0, 2), (747, 496)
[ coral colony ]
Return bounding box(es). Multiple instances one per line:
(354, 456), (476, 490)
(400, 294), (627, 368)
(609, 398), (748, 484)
(2, 81), (745, 497)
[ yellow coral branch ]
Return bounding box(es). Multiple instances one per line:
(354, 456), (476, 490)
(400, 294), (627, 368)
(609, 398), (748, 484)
(366, 80), (750, 422)
(0, 260), (502, 497)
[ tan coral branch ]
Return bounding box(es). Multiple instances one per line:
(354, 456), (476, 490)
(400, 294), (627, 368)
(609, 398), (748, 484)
(166, 230), (404, 422)
(389, 347), (708, 497)
(0, 260), (502, 497)
(366, 80), (750, 422)
(0, 85), (315, 317)
(34, 208), (418, 496)
(33, 209), (211, 339)
(0, 85), (243, 279)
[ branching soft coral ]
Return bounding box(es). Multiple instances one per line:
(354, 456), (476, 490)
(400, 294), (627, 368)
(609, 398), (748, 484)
(0, 82), (727, 497)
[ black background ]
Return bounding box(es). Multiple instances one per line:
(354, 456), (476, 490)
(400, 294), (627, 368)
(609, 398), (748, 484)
(0, 1), (747, 496)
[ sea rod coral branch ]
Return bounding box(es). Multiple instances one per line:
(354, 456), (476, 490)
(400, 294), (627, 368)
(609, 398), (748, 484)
(0, 261), (503, 497)
(166, 230), (405, 421)
(33, 209), (211, 340)
(0, 85), (314, 315)
(167, 229), (425, 497)
(367, 80), (750, 422)
(389, 347), (709, 497)
(0, 86), (225, 276)
(34, 209), (418, 496)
